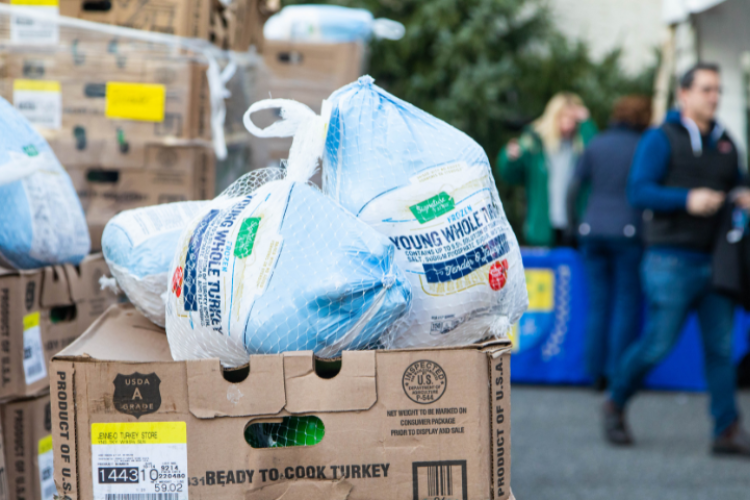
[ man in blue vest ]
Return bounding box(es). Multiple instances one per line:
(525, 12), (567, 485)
(603, 63), (750, 455)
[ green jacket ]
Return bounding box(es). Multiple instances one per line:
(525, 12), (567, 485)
(496, 120), (597, 246)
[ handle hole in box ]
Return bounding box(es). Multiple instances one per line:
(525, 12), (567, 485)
(245, 416), (324, 449)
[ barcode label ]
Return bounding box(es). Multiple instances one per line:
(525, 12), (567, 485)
(22, 312), (47, 385)
(427, 465), (453, 496)
(105, 495), (180, 500)
(412, 461), (467, 500)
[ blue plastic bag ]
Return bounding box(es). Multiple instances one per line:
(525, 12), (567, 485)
(0, 97), (89, 269)
(165, 166), (411, 365)
(102, 201), (210, 326)
(264, 5), (404, 43)
(322, 76), (528, 349)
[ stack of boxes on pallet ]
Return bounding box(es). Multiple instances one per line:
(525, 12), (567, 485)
(0, 255), (119, 500)
(0, 0), (272, 249)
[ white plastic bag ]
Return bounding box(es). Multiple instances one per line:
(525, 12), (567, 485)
(165, 104), (412, 366)
(323, 76), (527, 348)
(0, 96), (90, 270)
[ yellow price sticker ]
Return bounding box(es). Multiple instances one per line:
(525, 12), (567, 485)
(23, 311), (40, 330)
(92, 422), (187, 445)
(13, 80), (60, 93)
(105, 82), (166, 123)
(10, 0), (59, 6)
(38, 434), (53, 455)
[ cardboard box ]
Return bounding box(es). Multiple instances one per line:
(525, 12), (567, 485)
(51, 304), (513, 500)
(64, 143), (216, 250)
(248, 41), (365, 170)
(0, 47), (212, 149)
(0, 414), (9, 500)
(57, 0), (274, 52)
(0, 393), (55, 500)
(0, 255), (117, 402)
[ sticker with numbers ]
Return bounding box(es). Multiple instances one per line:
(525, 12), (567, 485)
(38, 435), (57, 500)
(13, 80), (62, 130)
(22, 312), (47, 385)
(91, 422), (188, 500)
(10, 0), (60, 45)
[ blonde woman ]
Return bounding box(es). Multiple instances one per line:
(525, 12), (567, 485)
(497, 93), (597, 246)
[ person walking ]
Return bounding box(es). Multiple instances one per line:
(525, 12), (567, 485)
(567, 96), (651, 390)
(603, 63), (750, 455)
(497, 93), (597, 246)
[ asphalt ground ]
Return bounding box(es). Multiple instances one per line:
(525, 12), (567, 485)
(511, 386), (750, 500)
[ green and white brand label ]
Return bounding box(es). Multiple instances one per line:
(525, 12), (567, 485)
(409, 192), (455, 224)
(234, 217), (261, 259)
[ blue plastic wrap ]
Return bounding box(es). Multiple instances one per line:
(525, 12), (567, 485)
(165, 178), (412, 366)
(323, 76), (528, 349)
(0, 96), (89, 270)
(102, 201), (211, 326)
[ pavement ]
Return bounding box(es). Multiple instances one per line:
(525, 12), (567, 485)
(511, 386), (750, 500)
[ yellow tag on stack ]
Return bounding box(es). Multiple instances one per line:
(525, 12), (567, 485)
(105, 82), (166, 122)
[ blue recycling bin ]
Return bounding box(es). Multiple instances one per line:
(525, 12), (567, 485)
(510, 247), (749, 391)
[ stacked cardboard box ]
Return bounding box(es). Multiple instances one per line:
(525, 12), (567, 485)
(0, 255), (119, 500)
(57, 0), (275, 52)
(0, 40), (218, 249)
(49, 304), (515, 500)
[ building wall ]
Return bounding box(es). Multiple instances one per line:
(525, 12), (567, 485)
(694, 0), (749, 159)
(548, 0), (665, 75)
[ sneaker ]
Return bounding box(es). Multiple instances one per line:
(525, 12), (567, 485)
(602, 400), (633, 446)
(712, 420), (750, 457)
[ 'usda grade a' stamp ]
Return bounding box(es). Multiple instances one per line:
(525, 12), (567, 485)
(402, 360), (447, 404)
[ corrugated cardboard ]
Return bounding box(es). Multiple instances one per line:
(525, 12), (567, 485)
(51, 304), (513, 500)
(0, 393), (53, 500)
(64, 143), (216, 250)
(57, 0), (274, 52)
(0, 255), (117, 402)
(0, 414), (8, 500)
(0, 47), (211, 148)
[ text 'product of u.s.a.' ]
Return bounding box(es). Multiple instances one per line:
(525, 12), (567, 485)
(165, 107), (412, 366)
(102, 201), (212, 327)
(314, 76), (527, 348)
(0, 97), (90, 270)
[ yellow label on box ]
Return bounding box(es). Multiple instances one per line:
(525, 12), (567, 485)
(525, 269), (554, 312)
(23, 311), (40, 330)
(92, 422), (187, 445)
(10, 0), (59, 6)
(13, 80), (60, 93)
(105, 82), (165, 122)
(38, 434), (53, 455)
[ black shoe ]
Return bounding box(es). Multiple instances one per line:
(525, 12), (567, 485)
(593, 376), (608, 392)
(602, 400), (633, 446)
(712, 421), (750, 457)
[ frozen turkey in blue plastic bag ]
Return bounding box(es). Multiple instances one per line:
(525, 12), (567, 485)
(102, 201), (212, 327)
(0, 96), (90, 270)
(322, 76), (528, 349)
(102, 169), (285, 327)
(165, 106), (412, 366)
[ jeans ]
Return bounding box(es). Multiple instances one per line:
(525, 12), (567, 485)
(610, 251), (738, 436)
(581, 238), (642, 380)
